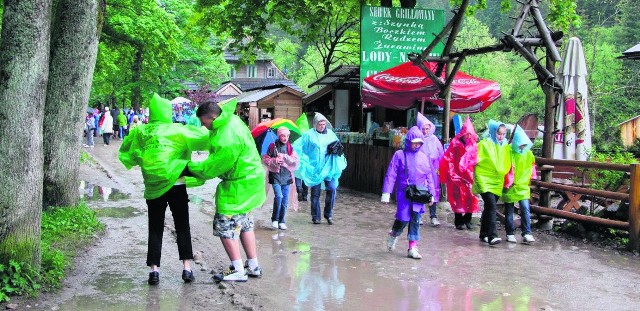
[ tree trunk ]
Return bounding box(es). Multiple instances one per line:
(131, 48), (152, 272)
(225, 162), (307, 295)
(43, 0), (104, 209)
(132, 49), (143, 111)
(0, 0), (51, 266)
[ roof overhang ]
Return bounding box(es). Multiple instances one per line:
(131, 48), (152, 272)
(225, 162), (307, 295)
(302, 85), (333, 105)
(308, 65), (360, 88)
(618, 43), (640, 60)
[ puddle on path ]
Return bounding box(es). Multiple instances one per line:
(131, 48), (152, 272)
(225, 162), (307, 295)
(79, 180), (130, 202)
(255, 229), (549, 311)
(94, 206), (141, 218)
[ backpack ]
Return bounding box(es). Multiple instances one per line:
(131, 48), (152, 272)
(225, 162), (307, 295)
(85, 117), (95, 130)
(267, 141), (293, 157)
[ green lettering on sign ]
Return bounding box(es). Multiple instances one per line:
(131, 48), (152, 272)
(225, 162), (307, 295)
(360, 5), (445, 85)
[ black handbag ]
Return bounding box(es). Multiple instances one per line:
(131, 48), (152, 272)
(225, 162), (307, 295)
(403, 151), (433, 204)
(327, 140), (344, 156)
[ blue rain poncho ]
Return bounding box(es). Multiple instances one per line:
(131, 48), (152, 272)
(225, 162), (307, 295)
(119, 93), (209, 199)
(293, 113), (347, 187)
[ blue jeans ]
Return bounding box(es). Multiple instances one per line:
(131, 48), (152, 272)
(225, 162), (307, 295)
(271, 184), (290, 223)
(429, 203), (437, 219)
(504, 199), (532, 236)
(310, 179), (338, 221)
(390, 211), (421, 241)
(118, 126), (124, 138)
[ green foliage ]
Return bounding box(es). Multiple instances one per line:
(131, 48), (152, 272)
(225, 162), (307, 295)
(0, 204), (103, 301)
(586, 147), (637, 190)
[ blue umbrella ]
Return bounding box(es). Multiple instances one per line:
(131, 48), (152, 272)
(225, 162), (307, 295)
(255, 128), (279, 156)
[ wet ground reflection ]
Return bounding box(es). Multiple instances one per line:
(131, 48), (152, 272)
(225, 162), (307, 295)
(79, 180), (130, 201)
(257, 230), (546, 311)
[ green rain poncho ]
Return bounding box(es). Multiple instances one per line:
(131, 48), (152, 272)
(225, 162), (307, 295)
(117, 111), (127, 128)
(472, 120), (512, 196)
(502, 126), (536, 203)
(187, 99), (266, 216)
(119, 93), (209, 199)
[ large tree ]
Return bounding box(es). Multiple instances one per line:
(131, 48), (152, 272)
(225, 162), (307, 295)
(42, 0), (105, 208)
(0, 0), (51, 266)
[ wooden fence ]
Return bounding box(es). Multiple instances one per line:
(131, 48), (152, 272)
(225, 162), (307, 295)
(341, 144), (396, 194)
(532, 157), (640, 251)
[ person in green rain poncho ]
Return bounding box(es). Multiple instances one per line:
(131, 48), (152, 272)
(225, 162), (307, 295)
(473, 120), (512, 246)
(119, 93), (210, 286)
(293, 113), (310, 201)
(502, 126), (536, 244)
(117, 110), (127, 139)
(186, 99), (266, 282)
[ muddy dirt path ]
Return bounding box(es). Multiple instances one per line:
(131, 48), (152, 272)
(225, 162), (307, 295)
(12, 140), (640, 310)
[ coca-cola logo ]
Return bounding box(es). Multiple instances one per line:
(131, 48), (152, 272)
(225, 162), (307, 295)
(372, 74), (424, 84)
(454, 78), (480, 85)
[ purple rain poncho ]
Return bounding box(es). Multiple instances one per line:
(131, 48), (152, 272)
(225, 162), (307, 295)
(382, 126), (435, 222)
(416, 113), (444, 202)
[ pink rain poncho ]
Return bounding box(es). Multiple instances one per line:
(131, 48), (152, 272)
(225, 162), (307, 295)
(416, 113), (444, 202)
(438, 117), (479, 214)
(382, 126), (435, 221)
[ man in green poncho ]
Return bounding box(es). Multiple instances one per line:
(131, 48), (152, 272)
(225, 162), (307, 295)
(119, 93), (209, 286)
(187, 99), (266, 282)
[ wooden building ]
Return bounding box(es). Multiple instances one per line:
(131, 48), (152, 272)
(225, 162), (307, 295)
(619, 115), (640, 147)
(237, 86), (305, 129)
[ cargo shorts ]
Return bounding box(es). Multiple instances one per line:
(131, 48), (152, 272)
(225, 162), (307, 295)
(212, 213), (254, 240)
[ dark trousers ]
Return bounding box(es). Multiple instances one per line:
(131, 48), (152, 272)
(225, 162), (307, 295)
(146, 185), (193, 267)
(479, 192), (499, 240)
(295, 178), (308, 200)
(103, 133), (112, 145)
(454, 213), (472, 227)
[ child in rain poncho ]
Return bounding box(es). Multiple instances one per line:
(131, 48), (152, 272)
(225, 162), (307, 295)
(294, 112), (347, 225)
(119, 93), (209, 285)
(416, 112), (444, 227)
(502, 126), (537, 244)
(381, 126), (435, 259)
(439, 117), (479, 230)
(187, 99), (266, 282)
(473, 120), (512, 246)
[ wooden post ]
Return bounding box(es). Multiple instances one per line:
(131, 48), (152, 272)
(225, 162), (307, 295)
(628, 164), (640, 252)
(539, 52), (556, 207)
(442, 62), (452, 144)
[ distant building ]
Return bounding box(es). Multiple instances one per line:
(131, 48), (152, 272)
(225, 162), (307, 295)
(619, 115), (640, 147)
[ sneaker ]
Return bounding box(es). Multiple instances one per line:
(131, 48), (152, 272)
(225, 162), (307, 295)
(326, 218), (334, 225)
(506, 235), (517, 243)
(407, 247), (422, 259)
(430, 218), (441, 227)
(523, 234), (536, 244)
(278, 223), (287, 230)
(419, 219), (424, 225)
(465, 222), (473, 230)
(82, 144), (89, 147)
(245, 266), (262, 278)
(148, 271), (159, 285)
(271, 221), (279, 230)
(480, 237), (489, 243)
(182, 270), (195, 283)
(489, 237), (502, 245)
(312, 219), (321, 224)
(213, 269), (247, 282)
(386, 235), (398, 251)
(455, 225), (465, 230)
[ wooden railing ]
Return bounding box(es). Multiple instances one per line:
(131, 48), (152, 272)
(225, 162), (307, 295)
(533, 157), (640, 251)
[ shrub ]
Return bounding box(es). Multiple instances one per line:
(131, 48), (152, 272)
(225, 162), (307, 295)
(587, 147), (638, 190)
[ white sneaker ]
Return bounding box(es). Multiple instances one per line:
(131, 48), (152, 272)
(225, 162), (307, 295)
(245, 266), (262, 278)
(213, 269), (247, 282)
(387, 235), (398, 251)
(278, 223), (287, 230)
(506, 235), (517, 243)
(430, 218), (441, 227)
(489, 237), (502, 246)
(523, 234), (536, 244)
(408, 247), (422, 259)
(271, 221), (278, 230)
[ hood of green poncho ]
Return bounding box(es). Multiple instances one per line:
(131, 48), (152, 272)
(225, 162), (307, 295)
(148, 93), (173, 124)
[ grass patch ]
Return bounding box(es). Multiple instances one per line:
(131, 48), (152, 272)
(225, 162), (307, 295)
(1, 202), (104, 302)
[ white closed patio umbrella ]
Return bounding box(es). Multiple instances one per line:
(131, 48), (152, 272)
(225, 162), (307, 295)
(553, 37), (592, 161)
(170, 96), (192, 104)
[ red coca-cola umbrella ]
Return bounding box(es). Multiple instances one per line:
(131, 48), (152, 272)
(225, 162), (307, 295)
(361, 61), (501, 113)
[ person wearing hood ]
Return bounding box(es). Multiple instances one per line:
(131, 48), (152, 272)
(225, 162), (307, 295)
(294, 112), (347, 225)
(473, 120), (512, 246)
(502, 126), (536, 244)
(381, 126), (435, 259)
(187, 99), (267, 282)
(101, 107), (114, 145)
(416, 113), (444, 227)
(117, 110), (127, 139)
(262, 126), (300, 230)
(439, 117), (479, 230)
(119, 93), (210, 286)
